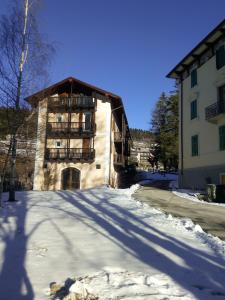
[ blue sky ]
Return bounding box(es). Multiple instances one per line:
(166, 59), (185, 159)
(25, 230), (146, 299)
(1, 1), (225, 130)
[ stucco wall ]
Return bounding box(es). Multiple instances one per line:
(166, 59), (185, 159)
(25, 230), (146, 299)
(33, 97), (120, 190)
(179, 55), (225, 187)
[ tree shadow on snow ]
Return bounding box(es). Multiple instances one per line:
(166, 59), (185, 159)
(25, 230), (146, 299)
(55, 188), (225, 299)
(0, 192), (45, 300)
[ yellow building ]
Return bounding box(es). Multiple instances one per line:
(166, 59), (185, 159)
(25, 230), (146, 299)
(167, 19), (225, 189)
(26, 77), (130, 190)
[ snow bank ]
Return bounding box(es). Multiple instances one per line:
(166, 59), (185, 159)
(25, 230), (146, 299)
(49, 268), (196, 300)
(172, 189), (225, 207)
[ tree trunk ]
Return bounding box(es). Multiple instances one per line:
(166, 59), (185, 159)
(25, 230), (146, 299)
(8, 0), (29, 202)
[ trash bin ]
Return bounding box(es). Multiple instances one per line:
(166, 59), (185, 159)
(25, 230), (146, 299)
(206, 184), (225, 203)
(206, 184), (216, 202)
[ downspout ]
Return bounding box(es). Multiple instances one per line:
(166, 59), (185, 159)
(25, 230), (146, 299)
(180, 77), (184, 187)
(108, 105), (123, 186)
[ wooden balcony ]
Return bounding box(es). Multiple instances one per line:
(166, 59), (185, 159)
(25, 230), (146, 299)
(48, 96), (96, 112)
(205, 100), (225, 123)
(114, 154), (123, 165)
(46, 122), (95, 137)
(114, 131), (123, 142)
(45, 148), (95, 162)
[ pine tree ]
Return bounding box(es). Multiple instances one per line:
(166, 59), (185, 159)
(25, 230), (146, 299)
(151, 91), (178, 170)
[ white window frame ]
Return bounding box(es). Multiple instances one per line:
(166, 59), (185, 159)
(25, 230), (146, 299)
(56, 114), (63, 122)
(55, 141), (61, 148)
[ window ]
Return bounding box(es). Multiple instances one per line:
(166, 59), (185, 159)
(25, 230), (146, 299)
(191, 69), (197, 87)
(220, 173), (225, 185)
(55, 141), (61, 148)
(56, 115), (63, 122)
(216, 45), (225, 70)
(219, 125), (225, 151)
(219, 85), (225, 101)
(191, 99), (197, 119)
(84, 112), (92, 131)
(191, 135), (198, 156)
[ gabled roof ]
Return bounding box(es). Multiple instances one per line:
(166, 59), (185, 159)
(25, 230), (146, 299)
(25, 76), (121, 103)
(167, 19), (225, 79)
(25, 76), (130, 135)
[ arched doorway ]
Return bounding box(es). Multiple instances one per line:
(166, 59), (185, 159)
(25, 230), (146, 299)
(61, 168), (80, 190)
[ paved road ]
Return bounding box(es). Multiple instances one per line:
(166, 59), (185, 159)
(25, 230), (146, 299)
(134, 181), (225, 240)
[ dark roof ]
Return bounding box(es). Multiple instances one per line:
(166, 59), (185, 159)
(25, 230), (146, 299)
(167, 19), (225, 79)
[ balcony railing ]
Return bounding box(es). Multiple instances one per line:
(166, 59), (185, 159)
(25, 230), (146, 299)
(114, 131), (123, 142)
(48, 96), (96, 111)
(114, 154), (123, 165)
(205, 100), (225, 121)
(45, 148), (95, 161)
(47, 122), (94, 137)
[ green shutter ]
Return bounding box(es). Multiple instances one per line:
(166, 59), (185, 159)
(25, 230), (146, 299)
(216, 45), (225, 70)
(219, 125), (225, 151)
(192, 135), (198, 156)
(191, 69), (197, 87)
(191, 100), (197, 119)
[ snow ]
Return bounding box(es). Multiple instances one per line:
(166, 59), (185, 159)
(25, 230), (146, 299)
(169, 182), (225, 207)
(1, 186), (225, 299)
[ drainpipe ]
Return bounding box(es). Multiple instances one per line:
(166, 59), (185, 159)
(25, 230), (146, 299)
(180, 77), (184, 188)
(108, 105), (123, 186)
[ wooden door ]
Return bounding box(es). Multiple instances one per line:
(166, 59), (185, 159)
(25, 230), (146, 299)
(62, 168), (80, 190)
(221, 174), (225, 185)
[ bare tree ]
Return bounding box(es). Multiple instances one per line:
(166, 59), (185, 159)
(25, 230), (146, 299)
(0, 0), (55, 204)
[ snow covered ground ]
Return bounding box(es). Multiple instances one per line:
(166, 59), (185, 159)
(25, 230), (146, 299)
(1, 186), (225, 299)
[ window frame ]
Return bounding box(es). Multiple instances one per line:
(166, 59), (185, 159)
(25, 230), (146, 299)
(219, 125), (225, 151)
(216, 44), (225, 70)
(191, 134), (199, 156)
(191, 69), (197, 88)
(55, 141), (61, 148)
(190, 99), (197, 120)
(56, 114), (63, 122)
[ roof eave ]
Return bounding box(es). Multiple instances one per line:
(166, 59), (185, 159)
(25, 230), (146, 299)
(167, 19), (225, 79)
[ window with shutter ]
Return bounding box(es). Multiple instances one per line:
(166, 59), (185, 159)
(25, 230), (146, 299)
(191, 69), (197, 88)
(219, 125), (225, 151)
(191, 99), (197, 119)
(216, 45), (225, 70)
(191, 135), (199, 156)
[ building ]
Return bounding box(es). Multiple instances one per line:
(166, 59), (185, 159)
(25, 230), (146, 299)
(167, 19), (225, 189)
(26, 77), (130, 190)
(130, 140), (152, 169)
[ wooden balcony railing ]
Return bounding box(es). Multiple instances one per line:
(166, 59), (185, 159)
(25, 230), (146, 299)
(47, 122), (94, 137)
(45, 148), (95, 161)
(48, 96), (96, 111)
(205, 100), (225, 121)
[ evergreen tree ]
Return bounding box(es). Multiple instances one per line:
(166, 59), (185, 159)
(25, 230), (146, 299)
(151, 91), (178, 170)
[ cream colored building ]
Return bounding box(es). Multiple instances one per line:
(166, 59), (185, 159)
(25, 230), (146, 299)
(26, 77), (130, 190)
(167, 19), (225, 189)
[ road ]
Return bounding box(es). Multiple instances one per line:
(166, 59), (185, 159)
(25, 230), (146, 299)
(134, 181), (225, 240)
